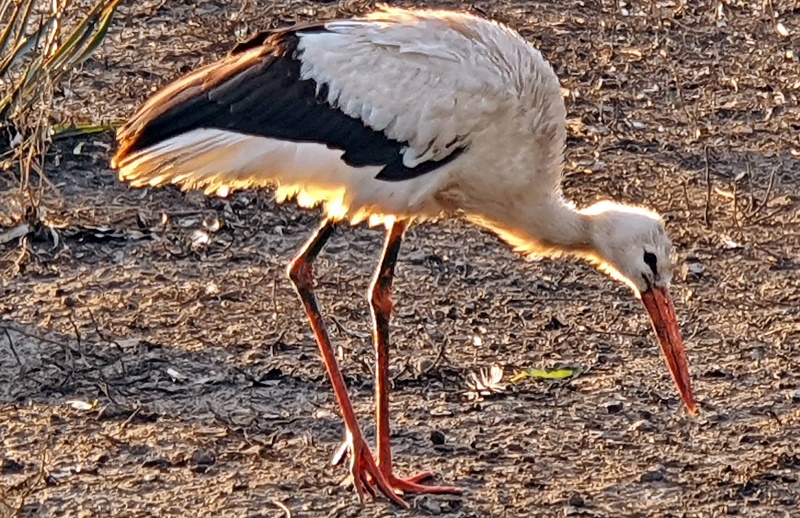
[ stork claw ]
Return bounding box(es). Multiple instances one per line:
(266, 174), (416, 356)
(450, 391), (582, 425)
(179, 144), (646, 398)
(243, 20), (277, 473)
(335, 441), (463, 499)
(335, 432), (410, 507)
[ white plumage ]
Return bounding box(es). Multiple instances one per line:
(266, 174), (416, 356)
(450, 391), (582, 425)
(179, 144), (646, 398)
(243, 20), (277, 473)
(112, 6), (697, 507)
(115, 8), (565, 229)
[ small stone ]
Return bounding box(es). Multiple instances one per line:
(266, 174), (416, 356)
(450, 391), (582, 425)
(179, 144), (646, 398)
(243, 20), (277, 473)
(738, 434), (758, 444)
(191, 449), (215, 466)
(141, 457), (171, 469)
(640, 470), (664, 482)
(430, 430), (446, 445)
(628, 419), (654, 432)
(414, 358), (433, 377)
(1, 457), (24, 474)
(544, 316), (565, 330)
(568, 493), (585, 507)
(681, 262), (704, 280)
(419, 497), (442, 515)
(191, 464), (212, 474)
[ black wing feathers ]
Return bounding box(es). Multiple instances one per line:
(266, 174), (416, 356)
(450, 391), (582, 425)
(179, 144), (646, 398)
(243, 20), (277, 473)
(229, 21), (330, 55)
(113, 26), (466, 181)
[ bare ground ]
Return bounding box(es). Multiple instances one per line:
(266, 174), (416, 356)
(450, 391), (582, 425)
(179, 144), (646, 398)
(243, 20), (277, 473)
(1, 0), (799, 517)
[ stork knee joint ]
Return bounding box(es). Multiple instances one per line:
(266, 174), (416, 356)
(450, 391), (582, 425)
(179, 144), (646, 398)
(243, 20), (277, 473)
(370, 287), (393, 316)
(288, 259), (314, 289)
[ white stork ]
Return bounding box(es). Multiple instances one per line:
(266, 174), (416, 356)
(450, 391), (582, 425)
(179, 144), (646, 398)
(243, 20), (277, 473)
(112, 6), (697, 507)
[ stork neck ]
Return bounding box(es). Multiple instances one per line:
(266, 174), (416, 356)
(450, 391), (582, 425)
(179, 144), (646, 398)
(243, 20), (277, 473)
(473, 195), (593, 258)
(527, 197), (592, 252)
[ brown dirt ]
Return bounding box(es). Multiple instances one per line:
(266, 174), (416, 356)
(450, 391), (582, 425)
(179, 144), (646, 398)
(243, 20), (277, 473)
(2, 0), (799, 517)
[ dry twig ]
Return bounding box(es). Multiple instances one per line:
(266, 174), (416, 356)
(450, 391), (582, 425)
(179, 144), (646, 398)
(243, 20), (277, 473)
(703, 145), (712, 227)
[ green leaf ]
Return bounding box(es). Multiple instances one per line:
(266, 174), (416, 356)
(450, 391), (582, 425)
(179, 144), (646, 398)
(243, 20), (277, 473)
(65, 0), (124, 68)
(511, 367), (583, 383)
(0, 0), (123, 120)
(52, 121), (121, 139)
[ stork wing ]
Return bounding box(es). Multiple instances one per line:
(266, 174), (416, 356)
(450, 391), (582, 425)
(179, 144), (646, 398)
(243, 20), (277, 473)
(111, 10), (521, 191)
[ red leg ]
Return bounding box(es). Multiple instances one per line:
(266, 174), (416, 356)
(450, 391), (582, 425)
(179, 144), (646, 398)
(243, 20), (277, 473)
(288, 219), (407, 507)
(368, 220), (462, 495)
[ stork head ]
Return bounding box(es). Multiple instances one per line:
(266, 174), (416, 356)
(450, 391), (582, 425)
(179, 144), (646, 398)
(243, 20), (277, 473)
(583, 201), (697, 414)
(583, 201), (672, 295)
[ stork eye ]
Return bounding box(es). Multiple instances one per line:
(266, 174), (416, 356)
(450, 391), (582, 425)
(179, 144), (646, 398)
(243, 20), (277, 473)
(643, 251), (658, 276)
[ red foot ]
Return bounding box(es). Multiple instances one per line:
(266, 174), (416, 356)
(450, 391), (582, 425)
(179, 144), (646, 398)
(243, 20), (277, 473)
(332, 432), (409, 507)
(383, 471), (463, 495)
(333, 443), (462, 503)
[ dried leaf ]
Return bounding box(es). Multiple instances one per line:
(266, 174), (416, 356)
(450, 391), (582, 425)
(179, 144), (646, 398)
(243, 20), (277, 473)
(620, 48), (642, 59)
(66, 400), (96, 411)
(166, 367), (187, 381)
(465, 364), (506, 400)
(190, 229), (210, 248)
(722, 236), (743, 249)
(0, 222), (31, 244)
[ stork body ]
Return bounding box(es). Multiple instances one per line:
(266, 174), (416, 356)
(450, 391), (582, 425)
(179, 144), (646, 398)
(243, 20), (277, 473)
(113, 7), (696, 507)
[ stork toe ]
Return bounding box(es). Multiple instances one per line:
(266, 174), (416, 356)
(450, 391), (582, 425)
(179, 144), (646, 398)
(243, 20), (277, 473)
(334, 442), (462, 497)
(336, 434), (410, 507)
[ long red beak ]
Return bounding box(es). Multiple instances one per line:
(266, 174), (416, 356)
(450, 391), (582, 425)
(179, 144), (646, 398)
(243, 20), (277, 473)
(640, 286), (697, 414)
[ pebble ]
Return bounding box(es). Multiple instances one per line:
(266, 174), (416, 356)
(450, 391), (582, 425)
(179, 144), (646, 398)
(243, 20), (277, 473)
(419, 497), (442, 515)
(430, 430), (446, 445)
(414, 358), (433, 377)
(1, 457), (24, 474)
(628, 419), (654, 432)
(640, 470), (665, 483)
(568, 493), (585, 507)
(681, 262), (704, 280)
(191, 449), (215, 466)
